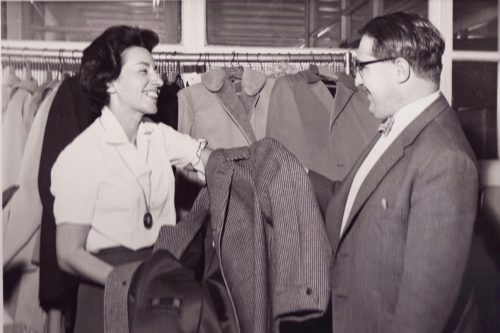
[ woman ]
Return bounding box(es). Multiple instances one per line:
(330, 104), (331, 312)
(50, 26), (211, 332)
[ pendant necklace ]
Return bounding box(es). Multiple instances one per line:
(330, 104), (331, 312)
(100, 119), (153, 229)
(117, 147), (153, 229)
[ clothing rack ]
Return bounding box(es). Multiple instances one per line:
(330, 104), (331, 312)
(1, 46), (353, 82)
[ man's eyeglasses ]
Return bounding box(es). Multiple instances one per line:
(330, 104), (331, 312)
(353, 57), (395, 78)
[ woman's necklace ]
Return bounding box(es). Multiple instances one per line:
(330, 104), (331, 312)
(100, 118), (154, 229)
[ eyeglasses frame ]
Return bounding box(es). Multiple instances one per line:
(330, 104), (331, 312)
(353, 57), (396, 78)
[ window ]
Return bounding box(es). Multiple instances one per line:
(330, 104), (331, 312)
(206, 0), (342, 48)
(453, 0), (498, 51)
(205, 0), (428, 48)
(1, 0), (181, 43)
(453, 62), (498, 159)
(452, 0), (499, 159)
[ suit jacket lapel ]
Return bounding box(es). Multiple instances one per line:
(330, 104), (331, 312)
(341, 140), (404, 239)
(216, 78), (257, 145)
(337, 94), (450, 244)
(326, 131), (381, 249)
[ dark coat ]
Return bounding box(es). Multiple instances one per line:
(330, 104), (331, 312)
(38, 75), (99, 309)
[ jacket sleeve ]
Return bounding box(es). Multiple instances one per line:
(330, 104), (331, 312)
(391, 149), (479, 333)
(268, 147), (332, 321)
(104, 261), (143, 333)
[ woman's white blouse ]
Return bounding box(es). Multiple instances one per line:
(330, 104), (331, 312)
(51, 107), (206, 253)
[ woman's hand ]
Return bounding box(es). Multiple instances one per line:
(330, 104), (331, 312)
(56, 224), (113, 285)
(200, 146), (213, 170)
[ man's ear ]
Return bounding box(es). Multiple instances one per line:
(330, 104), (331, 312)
(395, 58), (411, 83)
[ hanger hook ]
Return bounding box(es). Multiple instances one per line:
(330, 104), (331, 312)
(257, 53), (264, 71)
(246, 53), (251, 69)
(231, 51), (235, 67)
(196, 53), (202, 67)
(204, 53), (211, 69)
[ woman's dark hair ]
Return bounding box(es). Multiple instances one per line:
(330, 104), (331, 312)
(359, 12), (445, 83)
(79, 26), (159, 113)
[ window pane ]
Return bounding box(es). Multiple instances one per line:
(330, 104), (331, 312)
(349, 2), (371, 40)
(206, 0), (428, 48)
(382, 0), (427, 16)
(1, 0), (181, 43)
(453, 0), (498, 51)
(206, 0), (309, 47)
(453, 61), (498, 159)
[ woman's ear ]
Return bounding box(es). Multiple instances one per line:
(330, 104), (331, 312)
(395, 58), (411, 83)
(106, 81), (117, 94)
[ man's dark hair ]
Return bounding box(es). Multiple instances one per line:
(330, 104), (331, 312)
(359, 12), (445, 83)
(79, 25), (159, 113)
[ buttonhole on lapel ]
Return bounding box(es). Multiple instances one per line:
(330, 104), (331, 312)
(381, 198), (388, 210)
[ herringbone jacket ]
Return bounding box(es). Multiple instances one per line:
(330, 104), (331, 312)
(104, 138), (332, 333)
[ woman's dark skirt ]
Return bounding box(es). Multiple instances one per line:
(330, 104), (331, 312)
(73, 246), (152, 333)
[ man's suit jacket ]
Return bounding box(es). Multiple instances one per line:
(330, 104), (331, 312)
(105, 138), (332, 333)
(314, 94), (479, 333)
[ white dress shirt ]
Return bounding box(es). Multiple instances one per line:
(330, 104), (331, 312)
(51, 107), (206, 252)
(340, 91), (441, 235)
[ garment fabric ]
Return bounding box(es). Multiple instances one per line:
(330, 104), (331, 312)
(340, 91), (440, 234)
(176, 67), (275, 212)
(177, 67), (274, 148)
(266, 70), (334, 180)
(73, 247), (151, 333)
(328, 73), (379, 181)
(127, 222), (237, 333)
(2, 70), (21, 114)
(104, 138), (332, 333)
(51, 106), (206, 252)
(38, 75), (99, 310)
(4, 80), (62, 266)
(2, 81), (62, 333)
(149, 81), (180, 129)
(2, 78), (39, 190)
(315, 94), (479, 333)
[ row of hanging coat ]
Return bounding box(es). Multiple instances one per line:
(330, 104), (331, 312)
(1, 47), (379, 333)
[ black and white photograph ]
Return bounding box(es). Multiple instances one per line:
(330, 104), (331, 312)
(1, 0), (499, 332)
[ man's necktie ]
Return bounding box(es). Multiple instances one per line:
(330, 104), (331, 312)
(378, 116), (394, 136)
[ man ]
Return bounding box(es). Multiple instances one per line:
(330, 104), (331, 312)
(312, 12), (479, 333)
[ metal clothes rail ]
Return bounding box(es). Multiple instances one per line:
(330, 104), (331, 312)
(1, 46), (353, 77)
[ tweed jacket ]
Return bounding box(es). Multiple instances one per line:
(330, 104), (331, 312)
(316, 95), (479, 333)
(105, 138), (332, 333)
